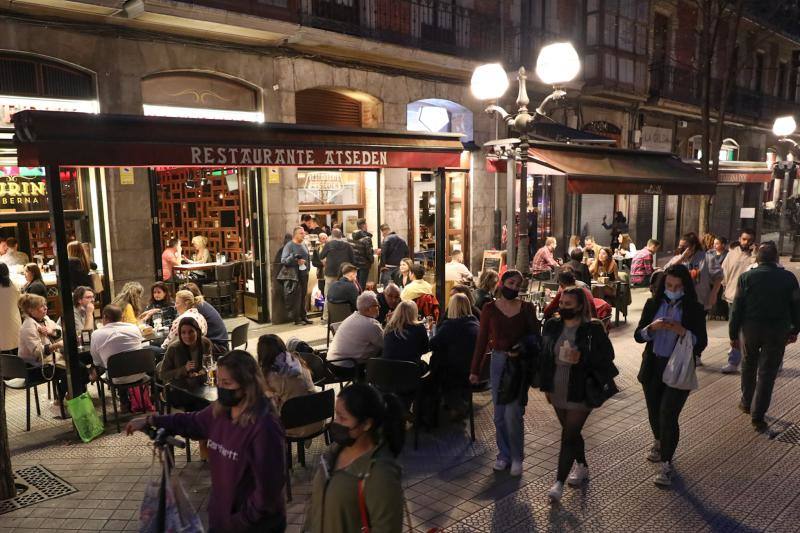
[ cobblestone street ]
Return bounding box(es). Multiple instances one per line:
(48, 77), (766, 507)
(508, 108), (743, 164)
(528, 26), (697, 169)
(3, 286), (800, 532)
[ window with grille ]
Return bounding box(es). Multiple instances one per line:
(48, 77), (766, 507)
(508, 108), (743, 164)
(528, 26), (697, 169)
(0, 54), (94, 99)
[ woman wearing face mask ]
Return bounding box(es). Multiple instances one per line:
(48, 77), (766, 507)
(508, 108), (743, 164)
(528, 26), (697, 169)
(469, 270), (541, 477)
(127, 350), (286, 532)
(634, 264), (707, 487)
(305, 384), (406, 533)
(538, 287), (617, 502)
(159, 317), (213, 412)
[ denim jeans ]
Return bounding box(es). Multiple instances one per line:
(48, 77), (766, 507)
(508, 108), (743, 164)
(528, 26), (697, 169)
(379, 267), (398, 287)
(357, 267), (370, 291)
(489, 350), (525, 463)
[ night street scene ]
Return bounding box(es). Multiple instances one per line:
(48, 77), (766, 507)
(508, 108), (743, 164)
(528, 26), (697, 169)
(3, 1), (800, 532)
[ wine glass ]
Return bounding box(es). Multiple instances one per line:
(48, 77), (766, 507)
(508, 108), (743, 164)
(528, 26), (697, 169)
(202, 354), (213, 385)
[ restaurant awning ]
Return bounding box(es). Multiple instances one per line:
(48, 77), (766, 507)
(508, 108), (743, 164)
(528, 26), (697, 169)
(12, 110), (465, 168)
(684, 160), (773, 184)
(486, 141), (716, 195)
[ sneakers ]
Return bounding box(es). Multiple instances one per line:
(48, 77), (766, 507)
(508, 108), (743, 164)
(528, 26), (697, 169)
(752, 419), (768, 433)
(509, 461), (523, 477)
(566, 463), (588, 486)
(721, 363), (739, 374)
(548, 481), (564, 503)
(646, 440), (661, 463)
(654, 462), (672, 487)
(493, 459), (510, 471)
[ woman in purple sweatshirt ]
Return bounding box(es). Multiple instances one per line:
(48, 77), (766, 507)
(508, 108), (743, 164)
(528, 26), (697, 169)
(127, 350), (287, 532)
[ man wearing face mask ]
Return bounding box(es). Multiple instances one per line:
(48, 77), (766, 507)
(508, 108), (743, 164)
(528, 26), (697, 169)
(719, 229), (757, 373)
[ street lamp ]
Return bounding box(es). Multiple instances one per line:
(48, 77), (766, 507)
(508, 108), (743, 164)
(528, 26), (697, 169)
(471, 42), (581, 274)
(772, 115), (799, 258)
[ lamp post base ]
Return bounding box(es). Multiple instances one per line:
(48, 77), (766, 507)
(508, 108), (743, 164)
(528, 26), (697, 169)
(791, 234), (800, 262)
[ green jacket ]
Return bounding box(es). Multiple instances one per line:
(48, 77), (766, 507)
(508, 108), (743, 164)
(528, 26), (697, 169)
(730, 263), (800, 339)
(304, 442), (403, 533)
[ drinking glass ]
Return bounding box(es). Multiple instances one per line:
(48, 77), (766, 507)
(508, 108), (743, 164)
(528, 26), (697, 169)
(376, 283), (384, 293)
(202, 354), (213, 385)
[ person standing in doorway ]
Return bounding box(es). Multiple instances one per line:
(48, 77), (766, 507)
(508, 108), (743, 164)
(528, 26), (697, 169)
(378, 224), (409, 287)
(470, 270), (540, 477)
(729, 242), (800, 432)
(351, 218), (374, 290)
(720, 229), (757, 373)
(281, 226), (312, 325)
(312, 232), (328, 296)
(320, 229), (355, 321)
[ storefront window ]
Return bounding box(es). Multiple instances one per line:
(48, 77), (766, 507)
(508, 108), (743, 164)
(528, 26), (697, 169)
(298, 170), (363, 207)
(0, 166), (81, 213)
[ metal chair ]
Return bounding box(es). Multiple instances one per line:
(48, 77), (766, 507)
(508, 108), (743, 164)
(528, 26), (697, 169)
(228, 322), (250, 351)
(366, 358), (423, 449)
(326, 302), (354, 347)
(98, 348), (156, 432)
(1, 355), (50, 431)
(281, 389), (334, 501)
(202, 262), (241, 317)
(295, 350), (328, 387)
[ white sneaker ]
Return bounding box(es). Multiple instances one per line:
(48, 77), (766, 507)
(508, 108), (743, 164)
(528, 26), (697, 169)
(548, 481), (564, 502)
(493, 459), (510, 471)
(509, 461), (523, 477)
(654, 462), (672, 486)
(646, 440), (661, 463)
(721, 363), (739, 374)
(566, 463), (588, 486)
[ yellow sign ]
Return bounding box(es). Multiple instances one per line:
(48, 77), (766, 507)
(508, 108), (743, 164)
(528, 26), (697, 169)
(120, 167), (135, 185)
(268, 167), (280, 184)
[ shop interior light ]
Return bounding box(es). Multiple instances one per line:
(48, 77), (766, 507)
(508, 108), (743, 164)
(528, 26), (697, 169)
(535, 42), (581, 85)
(143, 104), (265, 123)
(772, 115), (797, 137)
(470, 63), (510, 101)
(418, 106), (450, 132)
(0, 95), (100, 115)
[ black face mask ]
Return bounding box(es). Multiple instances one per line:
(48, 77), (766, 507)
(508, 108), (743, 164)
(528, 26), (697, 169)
(329, 422), (357, 447)
(559, 307), (579, 320)
(501, 286), (520, 300)
(216, 387), (242, 408)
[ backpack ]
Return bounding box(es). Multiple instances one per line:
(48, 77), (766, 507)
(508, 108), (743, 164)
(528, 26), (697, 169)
(129, 384), (156, 414)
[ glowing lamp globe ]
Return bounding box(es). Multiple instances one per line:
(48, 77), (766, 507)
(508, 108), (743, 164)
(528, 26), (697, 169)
(773, 116), (797, 137)
(470, 63), (509, 101)
(535, 42), (581, 85)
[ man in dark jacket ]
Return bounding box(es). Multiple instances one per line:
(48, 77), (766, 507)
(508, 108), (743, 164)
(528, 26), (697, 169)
(326, 263), (360, 312)
(311, 232), (328, 295)
(378, 223), (409, 286)
(320, 229), (354, 320)
(565, 248), (592, 285)
(730, 242), (800, 432)
(351, 218), (374, 290)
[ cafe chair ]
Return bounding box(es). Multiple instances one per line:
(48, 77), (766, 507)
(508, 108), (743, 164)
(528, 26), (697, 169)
(324, 358), (361, 386)
(202, 262), (240, 317)
(0, 355), (50, 431)
(295, 350), (329, 388)
(326, 302), (354, 347)
(467, 361), (491, 443)
(98, 348), (156, 433)
(366, 358), (423, 450)
(281, 388), (335, 502)
(228, 321), (249, 351)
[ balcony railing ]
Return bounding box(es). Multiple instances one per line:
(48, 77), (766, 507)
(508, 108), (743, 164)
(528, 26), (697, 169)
(179, 0), (506, 61)
(649, 62), (701, 106)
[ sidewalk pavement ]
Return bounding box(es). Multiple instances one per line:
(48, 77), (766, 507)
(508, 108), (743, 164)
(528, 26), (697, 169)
(3, 264), (800, 532)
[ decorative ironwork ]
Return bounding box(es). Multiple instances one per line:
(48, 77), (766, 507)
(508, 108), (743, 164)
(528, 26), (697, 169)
(0, 465), (78, 515)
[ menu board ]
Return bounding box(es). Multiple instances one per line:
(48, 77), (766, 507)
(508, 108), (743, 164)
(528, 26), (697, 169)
(481, 250), (505, 273)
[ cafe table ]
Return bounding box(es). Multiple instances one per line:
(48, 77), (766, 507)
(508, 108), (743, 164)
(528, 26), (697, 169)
(166, 382), (217, 407)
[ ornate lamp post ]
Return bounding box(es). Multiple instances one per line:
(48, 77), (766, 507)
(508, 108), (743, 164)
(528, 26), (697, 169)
(471, 42), (581, 273)
(772, 115), (798, 258)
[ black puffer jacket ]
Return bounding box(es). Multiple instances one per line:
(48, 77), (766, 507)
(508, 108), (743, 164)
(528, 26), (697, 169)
(351, 230), (374, 269)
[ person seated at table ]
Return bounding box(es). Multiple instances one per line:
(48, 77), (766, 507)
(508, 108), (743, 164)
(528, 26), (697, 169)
(59, 286), (95, 336)
(583, 236), (597, 262)
(161, 290), (208, 349)
(0, 264), (21, 354)
(567, 235), (582, 257)
(326, 263), (360, 312)
(445, 250), (473, 283)
(17, 293), (68, 417)
(543, 270), (597, 321)
(382, 300), (428, 364)
(161, 238), (183, 282)
(190, 235), (212, 264)
(617, 233), (636, 258)
(180, 282), (229, 355)
(400, 264), (439, 321)
(377, 283), (401, 325)
(444, 284), (480, 319)
(111, 281), (144, 325)
(327, 291), (383, 366)
(67, 240), (96, 291)
(392, 258), (414, 289)
(257, 334), (323, 438)
(90, 304), (150, 412)
(589, 247), (618, 282)
(532, 237), (561, 280)
(474, 269), (498, 311)
(159, 316), (213, 413)
(565, 248), (592, 286)
(429, 293), (480, 420)
(631, 239), (661, 287)
(0, 237), (28, 267)
(139, 281), (178, 328)
(21, 263), (48, 299)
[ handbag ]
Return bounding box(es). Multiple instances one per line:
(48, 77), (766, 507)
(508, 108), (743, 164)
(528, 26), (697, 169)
(140, 449), (204, 533)
(662, 333), (698, 390)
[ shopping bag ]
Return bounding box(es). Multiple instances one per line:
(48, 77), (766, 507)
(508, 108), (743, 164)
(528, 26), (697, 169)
(65, 392), (104, 443)
(140, 453), (204, 533)
(662, 334), (698, 390)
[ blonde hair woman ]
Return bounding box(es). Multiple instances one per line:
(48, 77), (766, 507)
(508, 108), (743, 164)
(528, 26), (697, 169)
(568, 235), (581, 255)
(382, 300), (429, 363)
(161, 289), (208, 349)
(191, 235), (212, 264)
(112, 281), (144, 324)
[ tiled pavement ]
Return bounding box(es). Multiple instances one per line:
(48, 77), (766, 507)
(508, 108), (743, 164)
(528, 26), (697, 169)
(4, 279), (800, 531)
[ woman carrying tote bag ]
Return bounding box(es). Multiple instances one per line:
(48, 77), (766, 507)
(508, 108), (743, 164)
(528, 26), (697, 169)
(634, 264), (707, 487)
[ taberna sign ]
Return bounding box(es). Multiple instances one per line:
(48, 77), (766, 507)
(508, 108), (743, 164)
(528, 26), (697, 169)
(190, 146), (390, 167)
(0, 167), (46, 207)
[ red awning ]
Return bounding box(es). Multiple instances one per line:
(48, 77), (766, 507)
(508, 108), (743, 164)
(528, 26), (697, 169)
(12, 111), (464, 169)
(486, 142), (715, 195)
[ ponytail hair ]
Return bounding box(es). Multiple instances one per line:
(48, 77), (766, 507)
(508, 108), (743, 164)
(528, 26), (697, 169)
(337, 384), (406, 456)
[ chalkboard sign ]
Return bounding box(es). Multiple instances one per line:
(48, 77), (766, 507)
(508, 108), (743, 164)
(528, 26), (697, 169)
(482, 250), (505, 273)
